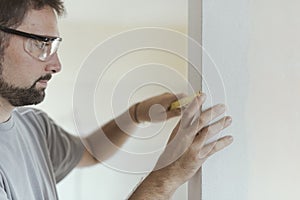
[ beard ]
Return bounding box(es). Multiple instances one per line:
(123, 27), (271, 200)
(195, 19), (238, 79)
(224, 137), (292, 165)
(0, 74), (52, 107)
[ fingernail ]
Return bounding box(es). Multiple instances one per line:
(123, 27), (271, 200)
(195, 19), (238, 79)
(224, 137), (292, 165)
(225, 117), (232, 126)
(227, 136), (234, 143)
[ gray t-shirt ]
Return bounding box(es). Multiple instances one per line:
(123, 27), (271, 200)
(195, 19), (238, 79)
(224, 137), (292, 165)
(0, 107), (84, 200)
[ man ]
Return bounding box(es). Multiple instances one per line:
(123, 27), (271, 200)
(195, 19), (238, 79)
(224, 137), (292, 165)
(0, 0), (233, 199)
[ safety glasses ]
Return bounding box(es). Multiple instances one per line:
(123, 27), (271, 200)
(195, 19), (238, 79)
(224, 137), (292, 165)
(0, 25), (62, 62)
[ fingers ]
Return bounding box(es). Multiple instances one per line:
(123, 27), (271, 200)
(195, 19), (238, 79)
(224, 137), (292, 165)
(162, 92), (187, 107)
(181, 94), (206, 128)
(198, 116), (232, 140)
(166, 108), (181, 118)
(167, 94), (206, 145)
(156, 93), (187, 119)
(156, 93), (187, 120)
(154, 93), (234, 182)
(198, 136), (233, 159)
(191, 116), (232, 159)
(197, 104), (226, 130)
(166, 93), (199, 119)
(168, 93), (230, 148)
(137, 92), (187, 122)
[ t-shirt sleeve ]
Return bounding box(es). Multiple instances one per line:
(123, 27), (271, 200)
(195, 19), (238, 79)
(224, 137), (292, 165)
(35, 110), (85, 183)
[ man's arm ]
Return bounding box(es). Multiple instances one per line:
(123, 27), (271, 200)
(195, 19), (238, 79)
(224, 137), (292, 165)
(77, 93), (183, 167)
(129, 94), (233, 199)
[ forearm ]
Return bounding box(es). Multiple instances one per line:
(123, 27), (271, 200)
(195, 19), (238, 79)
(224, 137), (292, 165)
(101, 104), (138, 146)
(77, 93), (182, 166)
(128, 168), (178, 200)
(83, 104), (139, 162)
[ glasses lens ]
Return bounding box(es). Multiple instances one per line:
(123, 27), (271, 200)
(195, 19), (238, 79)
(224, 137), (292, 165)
(49, 39), (60, 56)
(24, 38), (61, 61)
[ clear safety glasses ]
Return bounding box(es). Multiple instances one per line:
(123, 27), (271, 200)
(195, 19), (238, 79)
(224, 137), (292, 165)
(0, 25), (62, 62)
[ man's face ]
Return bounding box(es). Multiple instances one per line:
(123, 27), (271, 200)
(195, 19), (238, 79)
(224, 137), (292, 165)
(0, 6), (62, 106)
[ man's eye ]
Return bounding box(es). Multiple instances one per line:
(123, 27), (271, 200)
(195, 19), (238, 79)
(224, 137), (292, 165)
(33, 40), (47, 49)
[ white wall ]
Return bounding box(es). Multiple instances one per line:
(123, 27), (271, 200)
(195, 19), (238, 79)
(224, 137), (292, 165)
(202, 0), (249, 199)
(202, 0), (300, 199)
(247, 0), (300, 199)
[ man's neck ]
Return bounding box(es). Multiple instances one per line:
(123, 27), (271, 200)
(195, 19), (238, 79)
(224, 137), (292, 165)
(0, 98), (15, 123)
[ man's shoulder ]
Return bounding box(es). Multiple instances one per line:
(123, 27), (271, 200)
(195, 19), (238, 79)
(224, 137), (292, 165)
(14, 106), (41, 116)
(12, 107), (55, 134)
(13, 107), (49, 122)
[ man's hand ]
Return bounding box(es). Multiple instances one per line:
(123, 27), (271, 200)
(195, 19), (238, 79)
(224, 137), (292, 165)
(129, 93), (233, 199)
(156, 93), (232, 185)
(134, 93), (186, 123)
